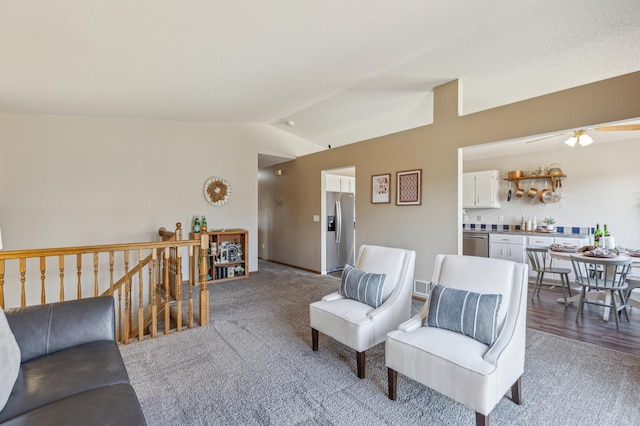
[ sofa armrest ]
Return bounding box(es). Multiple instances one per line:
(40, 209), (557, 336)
(5, 296), (116, 363)
(322, 292), (345, 302)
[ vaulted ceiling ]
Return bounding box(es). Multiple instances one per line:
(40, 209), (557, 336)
(2, 1), (640, 156)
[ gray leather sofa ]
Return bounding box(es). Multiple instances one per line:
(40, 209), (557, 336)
(0, 296), (146, 425)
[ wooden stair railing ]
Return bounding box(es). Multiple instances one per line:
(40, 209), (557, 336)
(0, 224), (210, 345)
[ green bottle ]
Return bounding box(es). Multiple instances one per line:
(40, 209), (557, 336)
(603, 224), (610, 237)
(194, 216), (201, 233)
(594, 223), (602, 246)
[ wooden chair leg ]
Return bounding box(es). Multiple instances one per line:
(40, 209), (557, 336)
(387, 367), (397, 400)
(311, 328), (318, 351)
(475, 412), (489, 426)
(356, 351), (365, 379)
(511, 376), (522, 404)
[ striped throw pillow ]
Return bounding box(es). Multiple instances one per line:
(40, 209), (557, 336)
(340, 264), (387, 308)
(426, 284), (502, 346)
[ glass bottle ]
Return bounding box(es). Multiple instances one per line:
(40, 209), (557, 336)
(594, 223), (602, 246)
(194, 216), (201, 233)
(201, 216), (207, 232)
(604, 224), (610, 237)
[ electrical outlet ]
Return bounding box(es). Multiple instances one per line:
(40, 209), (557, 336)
(499, 215), (504, 223)
(476, 215), (483, 222)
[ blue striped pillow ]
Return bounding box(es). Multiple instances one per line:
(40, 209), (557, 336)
(426, 284), (502, 346)
(340, 265), (387, 308)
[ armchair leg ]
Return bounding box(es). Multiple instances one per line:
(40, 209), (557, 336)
(311, 328), (318, 351)
(511, 376), (523, 404)
(387, 367), (397, 400)
(475, 412), (489, 426)
(356, 351), (365, 379)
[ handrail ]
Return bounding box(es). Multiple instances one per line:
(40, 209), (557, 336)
(0, 224), (210, 345)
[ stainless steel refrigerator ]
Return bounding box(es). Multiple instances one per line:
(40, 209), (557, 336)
(326, 191), (355, 273)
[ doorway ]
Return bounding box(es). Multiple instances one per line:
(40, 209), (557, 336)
(321, 167), (356, 275)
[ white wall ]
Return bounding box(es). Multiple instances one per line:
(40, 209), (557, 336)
(464, 139), (640, 249)
(0, 113), (317, 266)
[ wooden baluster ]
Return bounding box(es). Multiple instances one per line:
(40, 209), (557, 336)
(58, 255), (65, 302)
(188, 245), (194, 328)
(76, 254), (82, 300)
(175, 222), (182, 241)
(110, 251), (121, 342)
(151, 248), (158, 338)
(0, 259), (5, 308)
(138, 249), (144, 342)
(93, 253), (99, 296)
(20, 258), (26, 307)
(109, 252), (115, 296)
(164, 248), (170, 335)
(199, 234), (209, 325)
(123, 250), (130, 345)
(40, 256), (46, 304)
(176, 244), (183, 331)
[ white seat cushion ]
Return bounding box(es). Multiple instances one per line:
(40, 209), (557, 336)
(310, 298), (375, 351)
(1, 308), (21, 410)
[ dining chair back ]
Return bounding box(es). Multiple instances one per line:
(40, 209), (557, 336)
(526, 246), (572, 305)
(571, 255), (633, 329)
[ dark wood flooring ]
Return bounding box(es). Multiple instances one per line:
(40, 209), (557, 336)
(526, 280), (640, 356)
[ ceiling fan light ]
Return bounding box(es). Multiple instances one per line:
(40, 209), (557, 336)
(578, 134), (593, 146)
(564, 136), (577, 147)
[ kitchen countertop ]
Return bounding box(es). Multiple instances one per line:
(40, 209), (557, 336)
(463, 229), (590, 238)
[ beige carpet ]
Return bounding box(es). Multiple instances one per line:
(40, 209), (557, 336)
(120, 260), (640, 425)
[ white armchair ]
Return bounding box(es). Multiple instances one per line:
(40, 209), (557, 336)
(385, 254), (528, 425)
(310, 245), (416, 378)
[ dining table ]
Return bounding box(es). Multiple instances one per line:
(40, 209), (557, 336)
(548, 249), (640, 322)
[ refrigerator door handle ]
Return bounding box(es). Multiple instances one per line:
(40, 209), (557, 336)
(335, 200), (342, 244)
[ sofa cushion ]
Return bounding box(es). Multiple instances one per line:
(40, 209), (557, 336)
(0, 341), (130, 423)
(426, 284), (502, 346)
(339, 264), (387, 308)
(0, 309), (21, 411)
(0, 384), (146, 426)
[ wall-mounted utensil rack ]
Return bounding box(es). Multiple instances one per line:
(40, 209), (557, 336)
(503, 174), (566, 192)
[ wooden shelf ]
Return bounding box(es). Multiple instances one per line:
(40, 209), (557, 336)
(504, 174), (566, 192)
(190, 229), (248, 284)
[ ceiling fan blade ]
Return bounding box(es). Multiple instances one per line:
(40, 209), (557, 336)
(525, 133), (566, 144)
(593, 124), (640, 132)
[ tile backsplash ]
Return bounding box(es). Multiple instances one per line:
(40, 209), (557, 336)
(463, 223), (592, 235)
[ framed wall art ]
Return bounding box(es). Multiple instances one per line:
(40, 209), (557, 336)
(371, 173), (391, 204)
(396, 169), (422, 205)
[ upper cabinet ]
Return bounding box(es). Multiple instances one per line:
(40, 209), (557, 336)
(463, 170), (501, 209)
(326, 174), (355, 193)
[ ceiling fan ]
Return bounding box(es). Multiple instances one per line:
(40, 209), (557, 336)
(525, 123), (640, 147)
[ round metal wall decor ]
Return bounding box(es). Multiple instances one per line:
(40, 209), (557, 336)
(204, 176), (232, 206)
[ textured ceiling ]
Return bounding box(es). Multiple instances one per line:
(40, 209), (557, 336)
(2, 1), (640, 154)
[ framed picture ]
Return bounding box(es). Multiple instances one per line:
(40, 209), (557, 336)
(371, 173), (391, 204)
(396, 169), (422, 205)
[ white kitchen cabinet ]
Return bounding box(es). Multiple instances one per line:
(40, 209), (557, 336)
(326, 174), (355, 193)
(463, 170), (500, 208)
(489, 234), (526, 263)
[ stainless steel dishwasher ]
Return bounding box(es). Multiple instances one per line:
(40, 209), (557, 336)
(463, 231), (489, 257)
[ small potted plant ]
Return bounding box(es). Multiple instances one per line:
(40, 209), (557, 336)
(542, 217), (555, 231)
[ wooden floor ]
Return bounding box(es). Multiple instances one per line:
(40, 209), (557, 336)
(526, 279), (640, 355)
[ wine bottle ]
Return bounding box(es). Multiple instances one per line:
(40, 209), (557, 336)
(594, 223), (602, 246)
(603, 224), (610, 237)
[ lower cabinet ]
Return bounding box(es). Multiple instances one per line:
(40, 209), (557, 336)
(489, 234), (526, 263)
(526, 235), (588, 282)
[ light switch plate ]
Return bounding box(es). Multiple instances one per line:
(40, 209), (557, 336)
(313, 215), (320, 222)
